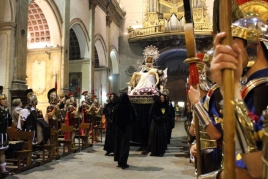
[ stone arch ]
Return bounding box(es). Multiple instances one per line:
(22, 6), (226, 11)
(0, 0), (14, 22)
(28, 0), (62, 48)
(94, 34), (107, 67)
(157, 48), (188, 103)
(70, 18), (90, 58)
(110, 46), (119, 74)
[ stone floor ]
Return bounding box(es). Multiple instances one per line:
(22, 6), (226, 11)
(7, 120), (196, 179)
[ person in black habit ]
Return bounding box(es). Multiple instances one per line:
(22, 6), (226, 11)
(103, 93), (119, 156)
(113, 93), (137, 169)
(165, 95), (175, 145)
(148, 94), (169, 157)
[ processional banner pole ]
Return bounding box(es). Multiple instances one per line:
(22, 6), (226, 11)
(182, 0), (201, 176)
(77, 86), (81, 152)
(220, 0), (236, 178)
(55, 74), (60, 159)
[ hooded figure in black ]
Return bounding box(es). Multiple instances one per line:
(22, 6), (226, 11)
(103, 93), (119, 156)
(113, 93), (137, 169)
(148, 94), (169, 156)
(165, 95), (175, 145)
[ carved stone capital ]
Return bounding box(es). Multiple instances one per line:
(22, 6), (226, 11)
(89, 0), (97, 10)
(106, 16), (113, 27)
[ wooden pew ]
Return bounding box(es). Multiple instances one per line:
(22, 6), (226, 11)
(76, 123), (92, 149)
(58, 125), (75, 156)
(33, 128), (56, 163)
(7, 128), (39, 173)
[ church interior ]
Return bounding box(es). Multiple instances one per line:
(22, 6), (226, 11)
(1, 0), (268, 178)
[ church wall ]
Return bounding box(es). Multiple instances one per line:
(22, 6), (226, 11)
(70, 0), (90, 38)
(119, 0), (145, 34)
(110, 22), (120, 53)
(118, 0), (147, 90)
(69, 59), (90, 94)
(95, 6), (107, 50)
(94, 68), (108, 105)
(27, 48), (62, 115)
(53, 0), (65, 20)
(118, 36), (144, 91)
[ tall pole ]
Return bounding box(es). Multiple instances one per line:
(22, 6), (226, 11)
(220, 0), (235, 178)
(183, 0), (201, 176)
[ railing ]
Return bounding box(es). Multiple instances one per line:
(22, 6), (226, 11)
(128, 22), (212, 40)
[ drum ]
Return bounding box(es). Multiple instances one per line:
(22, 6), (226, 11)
(36, 119), (51, 145)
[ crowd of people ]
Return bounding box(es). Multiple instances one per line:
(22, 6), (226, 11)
(0, 83), (177, 176)
(103, 92), (176, 168)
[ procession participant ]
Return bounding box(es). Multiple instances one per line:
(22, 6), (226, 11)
(165, 95), (175, 145)
(11, 98), (23, 127)
(103, 93), (119, 156)
(113, 93), (137, 169)
(206, 16), (268, 179)
(91, 97), (103, 142)
(58, 94), (68, 124)
(148, 94), (169, 157)
(17, 89), (42, 132)
(80, 91), (92, 136)
(0, 93), (11, 175)
(188, 58), (221, 174)
(64, 92), (79, 148)
(190, 17), (254, 176)
(45, 88), (60, 128)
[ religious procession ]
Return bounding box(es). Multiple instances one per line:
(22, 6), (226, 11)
(1, 0), (268, 178)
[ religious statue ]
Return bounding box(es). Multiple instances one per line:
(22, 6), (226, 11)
(127, 45), (168, 95)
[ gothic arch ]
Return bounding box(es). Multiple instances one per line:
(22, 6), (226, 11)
(94, 34), (107, 67)
(70, 18), (90, 58)
(110, 46), (119, 74)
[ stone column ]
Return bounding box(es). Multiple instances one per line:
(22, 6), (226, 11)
(9, 0), (29, 102)
(88, 0), (97, 95)
(106, 15), (112, 94)
(60, 0), (70, 94)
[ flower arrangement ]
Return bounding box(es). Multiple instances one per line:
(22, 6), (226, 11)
(132, 87), (159, 96)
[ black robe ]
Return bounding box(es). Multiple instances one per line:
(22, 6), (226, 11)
(166, 102), (175, 144)
(103, 101), (117, 154)
(148, 100), (169, 156)
(113, 94), (137, 166)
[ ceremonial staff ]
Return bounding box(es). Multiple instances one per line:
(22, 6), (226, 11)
(219, 1), (236, 178)
(182, 0), (201, 176)
(77, 86), (81, 152)
(55, 74), (60, 159)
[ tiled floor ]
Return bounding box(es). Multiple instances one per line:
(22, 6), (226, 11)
(7, 120), (195, 179)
